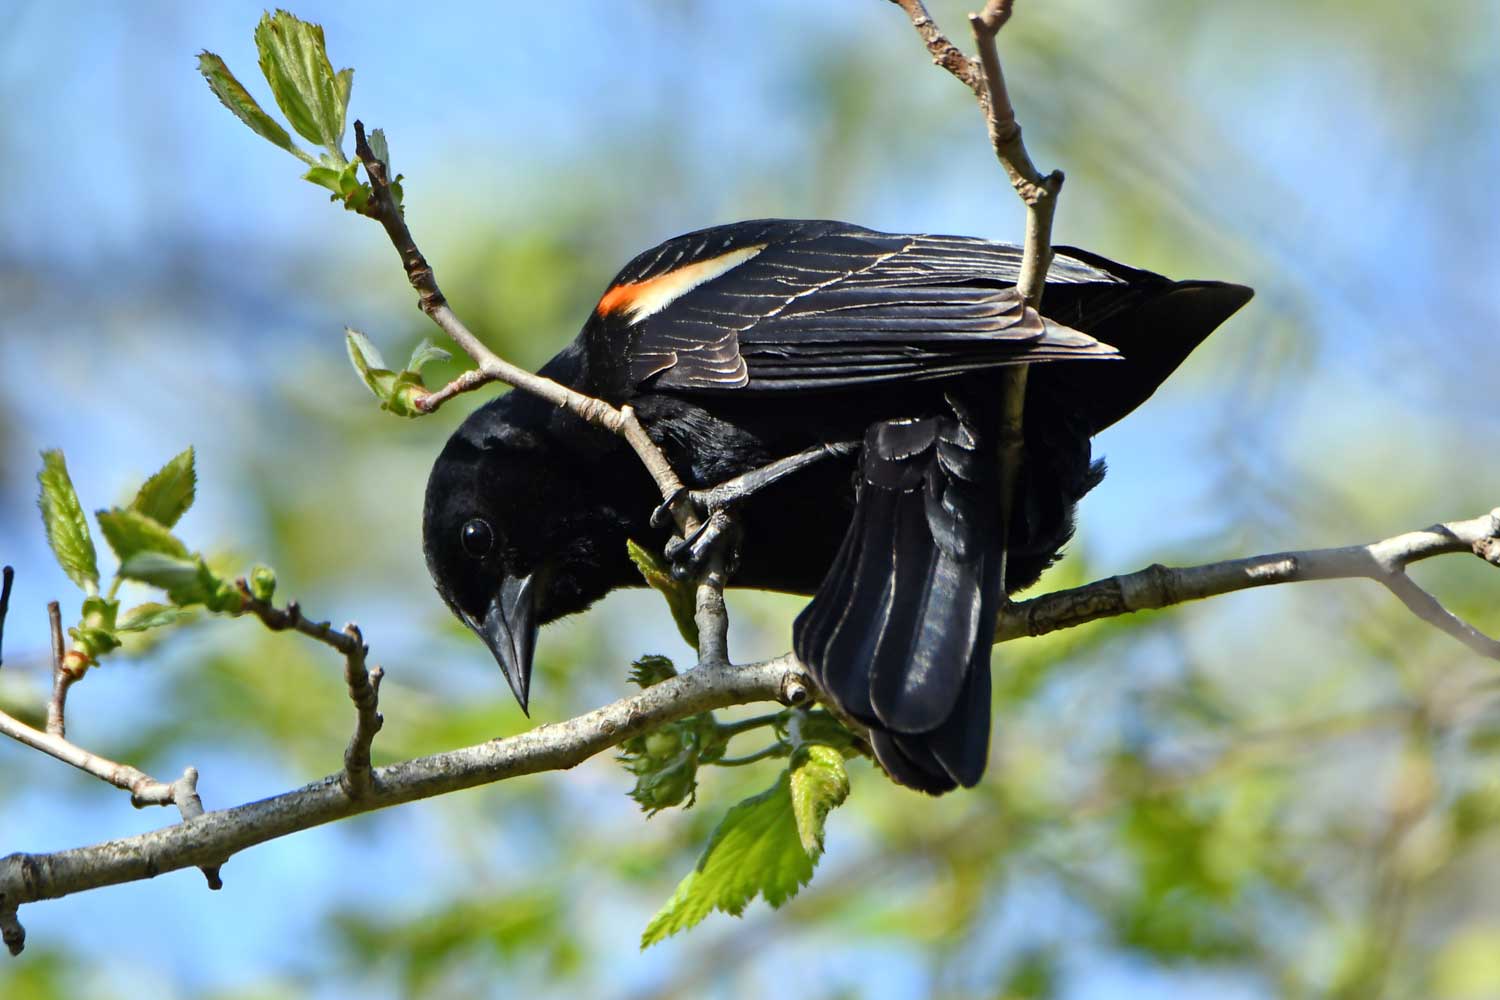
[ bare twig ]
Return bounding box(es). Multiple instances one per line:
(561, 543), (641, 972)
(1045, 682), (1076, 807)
(238, 585), (362, 656)
(45, 602), (74, 738)
(237, 586), (389, 796)
(0, 565), (13, 669)
(339, 623), (384, 799)
(2, 699), (190, 805)
(998, 508), (1500, 660)
(411, 367), (499, 414)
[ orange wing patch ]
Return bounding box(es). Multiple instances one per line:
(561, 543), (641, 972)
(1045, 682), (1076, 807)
(597, 244), (765, 325)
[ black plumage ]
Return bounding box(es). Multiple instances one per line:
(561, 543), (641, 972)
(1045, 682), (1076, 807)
(423, 219), (1252, 794)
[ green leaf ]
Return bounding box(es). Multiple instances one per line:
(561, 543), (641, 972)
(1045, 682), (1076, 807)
(368, 127), (391, 173)
(129, 447), (196, 528)
(118, 551), (233, 610)
(69, 625), (120, 662)
(346, 327), (398, 395)
(303, 165), (345, 195)
(627, 539), (699, 650)
(788, 743), (850, 860)
(37, 450), (99, 592)
(406, 337), (450, 373)
(254, 10), (350, 156)
(197, 51), (298, 155)
(117, 602), (193, 632)
(641, 770), (815, 947)
(96, 508), (190, 563)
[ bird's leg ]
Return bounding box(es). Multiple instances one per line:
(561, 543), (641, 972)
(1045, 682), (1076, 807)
(652, 439), (860, 580)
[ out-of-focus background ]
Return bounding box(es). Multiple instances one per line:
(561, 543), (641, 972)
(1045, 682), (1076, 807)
(3, 2), (1498, 998)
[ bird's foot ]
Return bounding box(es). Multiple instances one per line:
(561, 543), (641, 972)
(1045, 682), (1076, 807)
(651, 486), (745, 581)
(649, 440), (860, 581)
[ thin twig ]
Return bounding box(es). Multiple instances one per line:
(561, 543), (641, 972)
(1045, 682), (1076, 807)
(238, 586), (361, 657)
(349, 121), (702, 538)
(891, 0), (1061, 594)
(339, 623), (384, 799)
(1, 699), (188, 806)
(713, 744), (789, 768)
(412, 367), (499, 414)
(45, 602), (73, 738)
(0, 565), (13, 670)
(998, 507), (1500, 660)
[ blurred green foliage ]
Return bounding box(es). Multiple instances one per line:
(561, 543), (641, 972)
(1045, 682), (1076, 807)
(2, 1), (1499, 998)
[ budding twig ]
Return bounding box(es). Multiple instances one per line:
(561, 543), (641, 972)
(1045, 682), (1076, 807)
(349, 121), (703, 542)
(892, 0), (1059, 595)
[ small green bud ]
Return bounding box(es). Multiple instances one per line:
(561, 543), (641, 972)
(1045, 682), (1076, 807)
(628, 655), (678, 689)
(249, 565), (277, 602)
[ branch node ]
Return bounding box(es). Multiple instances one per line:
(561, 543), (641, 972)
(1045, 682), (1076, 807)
(779, 671), (812, 707)
(340, 623), (384, 800)
(0, 905), (23, 956)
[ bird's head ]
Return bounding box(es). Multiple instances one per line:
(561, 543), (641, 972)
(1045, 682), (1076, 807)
(422, 398), (637, 714)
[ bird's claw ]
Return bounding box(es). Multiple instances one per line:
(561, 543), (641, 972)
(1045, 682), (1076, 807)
(664, 508), (742, 580)
(654, 484), (742, 580)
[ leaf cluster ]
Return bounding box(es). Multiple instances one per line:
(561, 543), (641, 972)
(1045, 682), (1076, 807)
(35, 448), (273, 671)
(198, 10), (401, 213)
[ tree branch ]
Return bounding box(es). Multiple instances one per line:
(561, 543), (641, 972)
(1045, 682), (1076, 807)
(0, 654), (810, 953)
(3, 508), (1496, 952)
(349, 122), (703, 541)
(998, 508), (1500, 660)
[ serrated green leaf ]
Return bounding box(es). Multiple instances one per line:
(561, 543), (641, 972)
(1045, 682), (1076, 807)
(117, 602), (193, 632)
(641, 770), (815, 947)
(197, 51), (299, 155)
(96, 508), (190, 563)
(130, 447), (196, 528)
(789, 743), (850, 859)
(255, 10), (349, 156)
(627, 539), (699, 650)
(37, 450), (99, 592)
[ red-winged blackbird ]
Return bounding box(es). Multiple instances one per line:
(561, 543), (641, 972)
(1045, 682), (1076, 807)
(423, 219), (1251, 794)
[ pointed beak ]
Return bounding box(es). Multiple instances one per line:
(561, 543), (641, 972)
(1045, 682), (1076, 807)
(478, 572), (538, 714)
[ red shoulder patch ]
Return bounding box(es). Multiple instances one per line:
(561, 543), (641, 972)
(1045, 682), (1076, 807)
(595, 244), (766, 324)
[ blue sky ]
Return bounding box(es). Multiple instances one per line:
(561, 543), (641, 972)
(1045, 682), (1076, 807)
(2, 1), (1497, 997)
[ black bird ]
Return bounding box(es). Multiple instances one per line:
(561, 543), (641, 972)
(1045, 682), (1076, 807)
(423, 219), (1251, 794)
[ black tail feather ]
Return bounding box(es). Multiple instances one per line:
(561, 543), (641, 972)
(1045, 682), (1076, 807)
(794, 407), (1001, 794)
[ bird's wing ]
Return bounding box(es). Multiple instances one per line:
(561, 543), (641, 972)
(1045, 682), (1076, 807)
(590, 220), (1123, 393)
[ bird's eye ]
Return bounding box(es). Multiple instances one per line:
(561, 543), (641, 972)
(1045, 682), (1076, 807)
(460, 518), (494, 558)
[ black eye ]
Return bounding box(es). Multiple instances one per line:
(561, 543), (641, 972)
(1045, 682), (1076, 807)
(460, 518), (494, 558)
